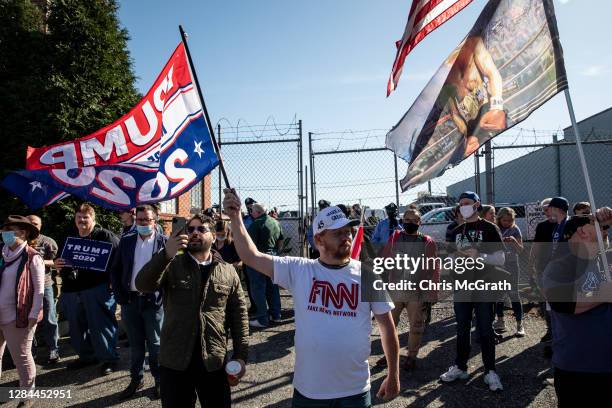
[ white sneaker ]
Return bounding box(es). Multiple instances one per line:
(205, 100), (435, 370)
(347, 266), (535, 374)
(249, 319), (268, 328)
(516, 321), (526, 337)
(440, 365), (469, 382)
(484, 371), (503, 391)
(493, 318), (506, 332)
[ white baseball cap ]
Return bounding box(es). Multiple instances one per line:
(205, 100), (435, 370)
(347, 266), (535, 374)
(313, 206), (359, 236)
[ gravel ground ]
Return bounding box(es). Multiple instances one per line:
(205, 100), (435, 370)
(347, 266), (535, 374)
(0, 291), (557, 407)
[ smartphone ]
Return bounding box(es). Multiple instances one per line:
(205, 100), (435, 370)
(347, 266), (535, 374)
(171, 216), (187, 237)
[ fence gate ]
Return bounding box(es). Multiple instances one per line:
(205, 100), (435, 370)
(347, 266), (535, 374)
(210, 119), (304, 256)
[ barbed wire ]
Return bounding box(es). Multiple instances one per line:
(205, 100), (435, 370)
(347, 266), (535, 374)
(215, 115), (299, 141)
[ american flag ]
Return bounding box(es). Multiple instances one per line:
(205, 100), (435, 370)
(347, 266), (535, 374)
(387, 0), (473, 96)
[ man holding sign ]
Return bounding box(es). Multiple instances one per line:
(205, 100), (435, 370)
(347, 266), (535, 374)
(54, 203), (120, 376)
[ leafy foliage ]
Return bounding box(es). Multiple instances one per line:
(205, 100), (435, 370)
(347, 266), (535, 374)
(0, 0), (139, 241)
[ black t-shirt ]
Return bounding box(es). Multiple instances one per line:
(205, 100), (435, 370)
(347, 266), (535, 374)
(450, 218), (504, 301)
(450, 218), (503, 253)
(534, 220), (556, 243)
(214, 241), (240, 264)
(59, 227), (119, 293)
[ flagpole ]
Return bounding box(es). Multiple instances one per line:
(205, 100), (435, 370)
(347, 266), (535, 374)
(179, 25), (231, 189)
(563, 88), (610, 278)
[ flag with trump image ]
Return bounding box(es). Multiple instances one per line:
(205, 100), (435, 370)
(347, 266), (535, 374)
(386, 0), (568, 191)
(1, 43), (219, 210)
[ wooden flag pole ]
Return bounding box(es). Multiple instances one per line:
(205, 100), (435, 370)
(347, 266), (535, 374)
(564, 88), (610, 278)
(179, 25), (231, 189)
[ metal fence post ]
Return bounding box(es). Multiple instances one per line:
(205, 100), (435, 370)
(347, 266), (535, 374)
(484, 140), (493, 204)
(474, 150), (481, 197)
(217, 124), (222, 208)
(309, 132), (316, 213)
(393, 153), (400, 208)
(297, 120), (303, 249)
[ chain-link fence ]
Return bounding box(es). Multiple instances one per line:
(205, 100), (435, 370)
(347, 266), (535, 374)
(211, 119), (304, 256)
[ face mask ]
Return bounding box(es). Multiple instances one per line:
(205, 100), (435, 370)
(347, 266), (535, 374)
(460, 205), (476, 219)
(1, 231), (16, 246)
(402, 223), (419, 234)
(136, 225), (154, 235)
(216, 235), (226, 242)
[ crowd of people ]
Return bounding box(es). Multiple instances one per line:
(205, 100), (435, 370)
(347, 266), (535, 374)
(0, 189), (610, 407)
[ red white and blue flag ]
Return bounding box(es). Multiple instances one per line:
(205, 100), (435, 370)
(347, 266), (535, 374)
(2, 43), (219, 210)
(387, 0), (473, 96)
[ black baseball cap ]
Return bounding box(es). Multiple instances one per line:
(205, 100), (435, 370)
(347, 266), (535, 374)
(385, 202), (398, 211)
(245, 197), (257, 206)
(318, 199), (331, 210)
(549, 197), (569, 213)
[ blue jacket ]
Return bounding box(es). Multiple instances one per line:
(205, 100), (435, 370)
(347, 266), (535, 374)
(110, 231), (166, 306)
(371, 218), (402, 245)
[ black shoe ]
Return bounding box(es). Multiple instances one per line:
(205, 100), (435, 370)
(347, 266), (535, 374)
(101, 361), (118, 376)
(66, 358), (98, 370)
(153, 384), (161, 400)
(540, 331), (552, 343)
(119, 380), (144, 400)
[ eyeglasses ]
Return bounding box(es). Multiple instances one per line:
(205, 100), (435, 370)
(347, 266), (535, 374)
(187, 226), (211, 234)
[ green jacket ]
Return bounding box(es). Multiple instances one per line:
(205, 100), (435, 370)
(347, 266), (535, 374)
(135, 250), (248, 371)
(247, 214), (281, 254)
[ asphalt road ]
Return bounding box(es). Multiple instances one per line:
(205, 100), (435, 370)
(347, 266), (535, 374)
(0, 292), (557, 407)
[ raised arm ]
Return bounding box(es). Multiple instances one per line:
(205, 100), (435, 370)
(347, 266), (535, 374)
(223, 188), (274, 278)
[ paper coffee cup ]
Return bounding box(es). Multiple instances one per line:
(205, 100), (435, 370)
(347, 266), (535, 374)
(225, 360), (242, 377)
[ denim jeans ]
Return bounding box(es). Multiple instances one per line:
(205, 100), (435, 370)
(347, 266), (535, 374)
(121, 296), (163, 383)
(37, 285), (59, 353)
(292, 389), (371, 408)
(453, 301), (496, 372)
(60, 283), (119, 362)
(245, 266), (281, 325)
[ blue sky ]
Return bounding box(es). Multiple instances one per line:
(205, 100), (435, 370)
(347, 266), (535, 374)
(117, 0), (612, 208)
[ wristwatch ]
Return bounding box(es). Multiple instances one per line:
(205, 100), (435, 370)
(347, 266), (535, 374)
(490, 96), (504, 111)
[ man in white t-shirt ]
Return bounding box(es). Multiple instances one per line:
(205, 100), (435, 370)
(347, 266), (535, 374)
(224, 189), (400, 407)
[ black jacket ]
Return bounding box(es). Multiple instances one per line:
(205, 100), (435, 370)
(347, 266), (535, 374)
(110, 231), (166, 305)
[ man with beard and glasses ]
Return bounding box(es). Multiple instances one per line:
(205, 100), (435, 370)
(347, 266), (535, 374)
(136, 214), (248, 408)
(223, 189), (400, 407)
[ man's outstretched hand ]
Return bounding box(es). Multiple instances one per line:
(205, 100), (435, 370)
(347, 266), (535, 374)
(223, 188), (241, 219)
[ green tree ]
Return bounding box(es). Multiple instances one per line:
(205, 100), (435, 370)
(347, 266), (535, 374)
(0, 0), (140, 241)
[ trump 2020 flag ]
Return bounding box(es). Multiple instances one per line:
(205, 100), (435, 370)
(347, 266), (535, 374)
(2, 43), (219, 210)
(386, 0), (568, 191)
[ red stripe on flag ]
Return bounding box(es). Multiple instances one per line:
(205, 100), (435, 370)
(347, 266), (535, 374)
(387, 0), (473, 96)
(351, 225), (364, 260)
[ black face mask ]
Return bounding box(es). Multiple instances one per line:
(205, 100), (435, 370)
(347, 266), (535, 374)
(402, 222), (419, 234)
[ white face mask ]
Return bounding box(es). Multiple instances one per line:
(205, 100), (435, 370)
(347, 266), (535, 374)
(216, 236), (226, 242)
(460, 204), (476, 219)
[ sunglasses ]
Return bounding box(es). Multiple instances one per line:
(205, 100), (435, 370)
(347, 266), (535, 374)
(187, 225), (211, 234)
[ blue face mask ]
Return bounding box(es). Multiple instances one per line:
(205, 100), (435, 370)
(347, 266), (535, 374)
(136, 225), (154, 235)
(2, 231), (17, 246)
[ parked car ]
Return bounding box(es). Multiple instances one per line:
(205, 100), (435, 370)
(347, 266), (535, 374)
(419, 204), (528, 244)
